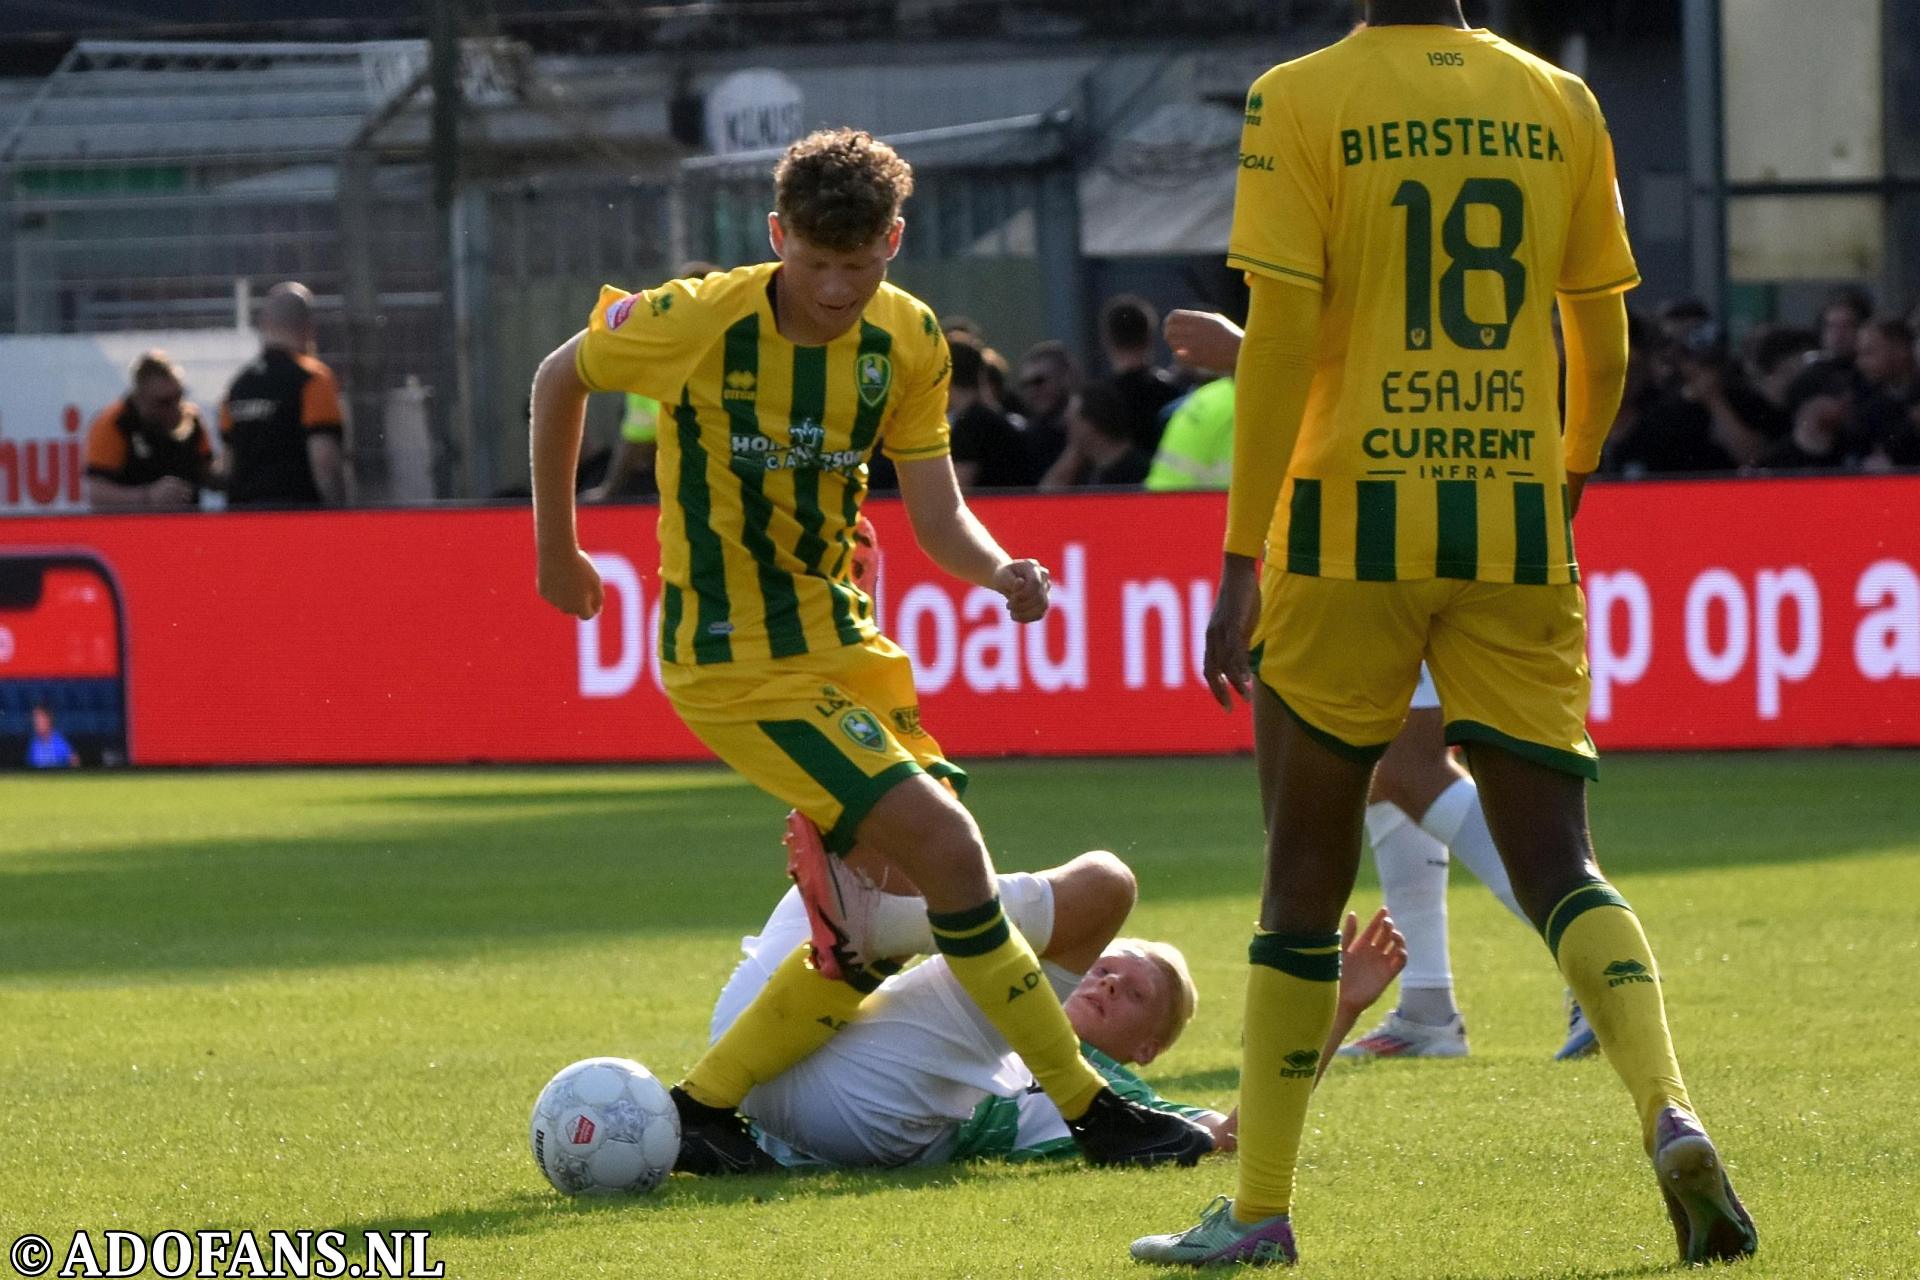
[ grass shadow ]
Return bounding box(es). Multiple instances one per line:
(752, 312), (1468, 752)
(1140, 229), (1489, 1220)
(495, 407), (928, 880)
(1138, 1066), (1239, 1096)
(2, 753), (1915, 983)
(315, 1160), (1039, 1245)
(962, 752), (1920, 889)
(0, 793), (794, 980)
(366, 774), (748, 811)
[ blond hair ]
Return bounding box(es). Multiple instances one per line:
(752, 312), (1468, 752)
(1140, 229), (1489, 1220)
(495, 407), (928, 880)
(1108, 937), (1199, 1050)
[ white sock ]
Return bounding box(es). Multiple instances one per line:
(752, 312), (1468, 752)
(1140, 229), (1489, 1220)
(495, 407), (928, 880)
(864, 871), (1054, 958)
(1418, 777), (1528, 925)
(1366, 802), (1456, 1021)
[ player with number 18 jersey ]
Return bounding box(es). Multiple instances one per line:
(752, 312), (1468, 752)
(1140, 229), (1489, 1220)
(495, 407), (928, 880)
(1232, 23), (1638, 773)
(1235, 23), (1635, 584)
(1134, 16), (1757, 1269)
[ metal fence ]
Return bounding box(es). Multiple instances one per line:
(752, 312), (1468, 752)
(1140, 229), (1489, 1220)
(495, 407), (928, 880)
(0, 20), (1335, 499)
(0, 40), (687, 499)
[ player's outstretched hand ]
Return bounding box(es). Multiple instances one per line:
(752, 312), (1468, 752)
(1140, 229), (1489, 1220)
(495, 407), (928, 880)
(1197, 1107), (1237, 1154)
(1164, 309), (1245, 373)
(1202, 555), (1259, 711)
(538, 546), (605, 620)
(1337, 908), (1407, 1018)
(994, 558), (1051, 623)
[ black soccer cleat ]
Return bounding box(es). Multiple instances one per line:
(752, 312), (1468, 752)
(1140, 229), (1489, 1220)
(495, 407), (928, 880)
(1066, 1087), (1215, 1168)
(669, 1086), (780, 1176)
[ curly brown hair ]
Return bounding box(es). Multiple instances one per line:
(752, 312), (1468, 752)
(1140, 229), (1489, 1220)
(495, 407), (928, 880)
(774, 128), (914, 252)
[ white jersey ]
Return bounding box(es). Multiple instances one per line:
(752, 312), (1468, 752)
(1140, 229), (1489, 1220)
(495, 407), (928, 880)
(709, 887), (1203, 1167)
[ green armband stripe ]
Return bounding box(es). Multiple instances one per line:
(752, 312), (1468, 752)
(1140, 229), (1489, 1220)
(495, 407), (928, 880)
(1543, 881), (1630, 957)
(1558, 273), (1641, 297)
(1226, 253), (1324, 285)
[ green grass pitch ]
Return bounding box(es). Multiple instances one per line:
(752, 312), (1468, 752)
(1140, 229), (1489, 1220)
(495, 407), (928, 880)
(2, 753), (1916, 1278)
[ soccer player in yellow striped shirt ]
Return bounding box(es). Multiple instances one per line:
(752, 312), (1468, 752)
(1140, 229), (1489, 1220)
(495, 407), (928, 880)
(1131, 3), (1757, 1267)
(529, 128), (1210, 1178)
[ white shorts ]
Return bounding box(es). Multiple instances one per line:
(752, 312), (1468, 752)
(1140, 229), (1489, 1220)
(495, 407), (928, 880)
(710, 882), (1073, 1167)
(1410, 662), (1440, 711)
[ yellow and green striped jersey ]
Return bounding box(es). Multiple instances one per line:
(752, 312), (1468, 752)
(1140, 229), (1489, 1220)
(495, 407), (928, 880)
(1230, 24), (1638, 584)
(576, 262), (952, 665)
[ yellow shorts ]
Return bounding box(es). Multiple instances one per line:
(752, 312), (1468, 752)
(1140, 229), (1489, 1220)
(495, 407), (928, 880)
(663, 635), (966, 852)
(1252, 570), (1598, 779)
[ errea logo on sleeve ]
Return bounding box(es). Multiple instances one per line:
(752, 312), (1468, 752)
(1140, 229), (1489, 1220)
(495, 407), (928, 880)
(1245, 91), (1264, 126)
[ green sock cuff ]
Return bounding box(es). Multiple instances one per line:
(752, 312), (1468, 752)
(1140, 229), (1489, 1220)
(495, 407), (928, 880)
(1249, 930), (1342, 982)
(927, 896), (1004, 934)
(931, 899), (1012, 959)
(1543, 880), (1632, 958)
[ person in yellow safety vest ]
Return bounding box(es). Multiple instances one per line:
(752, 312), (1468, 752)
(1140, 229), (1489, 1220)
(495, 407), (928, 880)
(583, 390), (661, 502)
(1146, 309), (1245, 491)
(585, 261), (721, 503)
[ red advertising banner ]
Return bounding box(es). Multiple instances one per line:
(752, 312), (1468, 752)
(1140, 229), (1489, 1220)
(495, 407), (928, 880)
(1575, 476), (1920, 749)
(1, 476), (1916, 766)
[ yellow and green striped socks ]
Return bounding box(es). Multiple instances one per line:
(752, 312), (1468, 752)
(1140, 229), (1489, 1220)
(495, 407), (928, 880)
(1236, 929), (1341, 1223)
(1545, 880), (1695, 1151)
(929, 896), (1107, 1121)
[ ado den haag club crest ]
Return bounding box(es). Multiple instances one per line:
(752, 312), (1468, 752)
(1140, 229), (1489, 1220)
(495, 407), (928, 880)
(856, 352), (892, 408)
(839, 709), (887, 752)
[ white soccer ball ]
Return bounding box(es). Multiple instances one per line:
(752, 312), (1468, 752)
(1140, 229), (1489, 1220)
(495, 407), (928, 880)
(529, 1057), (680, 1196)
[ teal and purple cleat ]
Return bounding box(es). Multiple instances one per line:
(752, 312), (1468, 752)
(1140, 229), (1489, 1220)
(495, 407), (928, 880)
(1130, 1197), (1298, 1267)
(1652, 1108), (1758, 1265)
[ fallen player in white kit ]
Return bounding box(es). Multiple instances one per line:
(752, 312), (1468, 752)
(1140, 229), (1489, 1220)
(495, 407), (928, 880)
(709, 851), (1406, 1167)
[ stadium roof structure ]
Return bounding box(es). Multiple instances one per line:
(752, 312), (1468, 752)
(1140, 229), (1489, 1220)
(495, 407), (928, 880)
(0, 38), (682, 175)
(1081, 100), (1241, 257)
(0, 40), (418, 167)
(681, 110), (1075, 178)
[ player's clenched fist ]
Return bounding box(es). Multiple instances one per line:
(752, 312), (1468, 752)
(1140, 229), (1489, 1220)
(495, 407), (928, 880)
(538, 547), (605, 620)
(1163, 309), (1244, 374)
(1202, 555), (1259, 711)
(993, 558), (1051, 623)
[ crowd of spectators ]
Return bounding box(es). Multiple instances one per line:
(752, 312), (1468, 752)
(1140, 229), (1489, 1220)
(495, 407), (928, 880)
(912, 284), (1920, 498)
(1602, 289), (1920, 476)
(869, 293), (1237, 499)
(79, 280), (347, 512)
(72, 278), (1920, 513)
